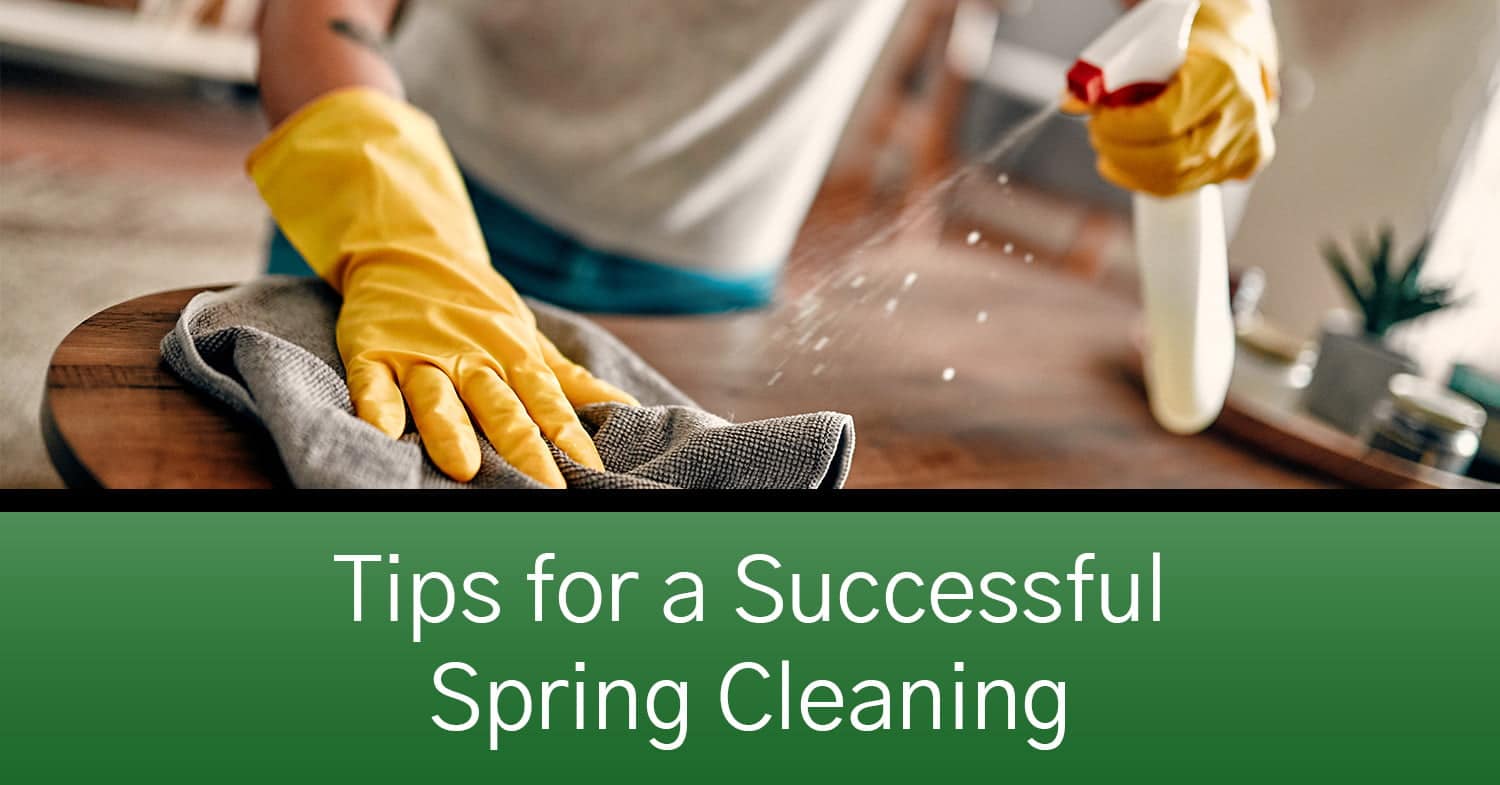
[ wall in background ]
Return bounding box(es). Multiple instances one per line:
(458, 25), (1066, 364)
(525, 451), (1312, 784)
(1406, 70), (1500, 378)
(1231, 0), (1500, 367)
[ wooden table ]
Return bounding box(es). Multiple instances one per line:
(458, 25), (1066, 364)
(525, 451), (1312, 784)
(42, 243), (1329, 489)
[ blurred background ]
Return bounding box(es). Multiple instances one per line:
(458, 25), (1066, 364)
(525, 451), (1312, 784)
(3, 0), (1499, 488)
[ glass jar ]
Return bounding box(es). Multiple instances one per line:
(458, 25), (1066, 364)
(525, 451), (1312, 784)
(1363, 374), (1487, 476)
(1449, 365), (1500, 480)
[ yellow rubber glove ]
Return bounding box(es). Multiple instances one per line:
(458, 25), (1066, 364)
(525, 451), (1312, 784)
(247, 88), (638, 486)
(1069, 0), (1280, 197)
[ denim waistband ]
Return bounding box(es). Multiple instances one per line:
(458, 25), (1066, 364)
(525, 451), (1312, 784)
(265, 170), (778, 315)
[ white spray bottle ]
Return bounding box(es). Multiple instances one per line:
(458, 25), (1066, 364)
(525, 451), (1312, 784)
(1068, 0), (1235, 435)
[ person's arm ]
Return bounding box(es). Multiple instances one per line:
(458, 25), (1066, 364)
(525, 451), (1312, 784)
(248, 1), (636, 487)
(256, 0), (406, 125)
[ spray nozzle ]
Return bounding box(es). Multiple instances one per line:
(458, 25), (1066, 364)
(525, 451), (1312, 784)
(1068, 0), (1199, 108)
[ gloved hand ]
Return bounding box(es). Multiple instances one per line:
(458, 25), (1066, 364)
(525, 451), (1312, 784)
(1068, 0), (1280, 197)
(247, 88), (638, 486)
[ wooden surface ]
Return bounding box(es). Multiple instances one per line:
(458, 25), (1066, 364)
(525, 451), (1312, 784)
(43, 243), (1330, 489)
(1214, 376), (1498, 490)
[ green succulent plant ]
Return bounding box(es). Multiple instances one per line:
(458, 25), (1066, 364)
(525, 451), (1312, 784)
(1321, 225), (1462, 340)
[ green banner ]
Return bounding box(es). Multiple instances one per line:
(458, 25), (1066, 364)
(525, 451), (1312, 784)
(2, 512), (1495, 781)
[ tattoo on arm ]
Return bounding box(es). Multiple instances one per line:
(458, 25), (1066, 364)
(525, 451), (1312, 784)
(329, 18), (389, 54)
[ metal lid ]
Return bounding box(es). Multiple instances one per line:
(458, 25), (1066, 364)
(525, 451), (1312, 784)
(1388, 374), (1487, 433)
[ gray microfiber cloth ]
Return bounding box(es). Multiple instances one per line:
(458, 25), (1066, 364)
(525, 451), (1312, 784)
(160, 277), (854, 489)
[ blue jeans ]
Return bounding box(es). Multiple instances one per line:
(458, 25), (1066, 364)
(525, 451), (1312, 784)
(265, 170), (779, 315)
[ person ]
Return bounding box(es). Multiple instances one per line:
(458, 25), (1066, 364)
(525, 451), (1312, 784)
(249, 0), (1279, 486)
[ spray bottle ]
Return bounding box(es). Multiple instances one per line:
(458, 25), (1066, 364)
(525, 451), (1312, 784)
(1068, 0), (1235, 435)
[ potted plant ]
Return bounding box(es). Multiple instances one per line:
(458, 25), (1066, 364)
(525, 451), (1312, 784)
(1302, 226), (1462, 433)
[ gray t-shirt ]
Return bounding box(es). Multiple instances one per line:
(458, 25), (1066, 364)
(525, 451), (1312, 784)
(391, 0), (907, 277)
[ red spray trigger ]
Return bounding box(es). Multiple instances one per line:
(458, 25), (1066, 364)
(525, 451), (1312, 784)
(1068, 0), (1197, 108)
(1068, 60), (1171, 108)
